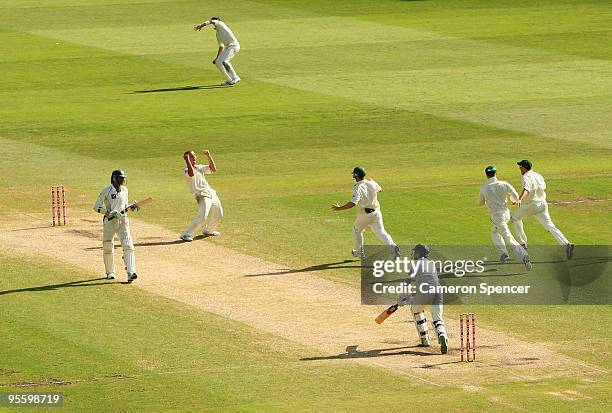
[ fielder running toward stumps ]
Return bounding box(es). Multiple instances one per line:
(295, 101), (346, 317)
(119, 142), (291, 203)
(511, 160), (574, 260)
(93, 170), (140, 283)
(332, 166), (398, 258)
(479, 165), (532, 271)
(397, 244), (448, 353)
(180, 150), (224, 242)
(194, 17), (241, 86)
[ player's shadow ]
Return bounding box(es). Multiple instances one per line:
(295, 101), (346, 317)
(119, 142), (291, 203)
(245, 259), (362, 277)
(300, 344), (434, 361)
(131, 84), (228, 93)
(0, 277), (115, 296)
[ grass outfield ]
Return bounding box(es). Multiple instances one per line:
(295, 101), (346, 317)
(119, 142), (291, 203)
(1, 0), (611, 411)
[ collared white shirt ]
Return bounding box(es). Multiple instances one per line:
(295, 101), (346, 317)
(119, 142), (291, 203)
(479, 177), (519, 215)
(184, 164), (215, 197)
(215, 21), (240, 47)
(351, 179), (382, 210)
(521, 170), (547, 203)
(93, 184), (129, 214)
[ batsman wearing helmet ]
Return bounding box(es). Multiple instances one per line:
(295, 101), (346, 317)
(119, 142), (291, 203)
(93, 170), (140, 283)
(332, 166), (398, 258)
(399, 244), (448, 353)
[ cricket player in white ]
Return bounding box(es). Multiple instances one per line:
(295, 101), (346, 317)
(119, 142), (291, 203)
(511, 160), (574, 260)
(479, 166), (531, 270)
(194, 17), (241, 85)
(332, 166), (398, 258)
(180, 149), (224, 242)
(397, 245), (448, 353)
(93, 170), (139, 283)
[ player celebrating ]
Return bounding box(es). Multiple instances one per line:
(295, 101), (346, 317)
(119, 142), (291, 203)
(180, 150), (224, 242)
(93, 170), (140, 283)
(478, 166), (531, 270)
(332, 166), (398, 258)
(511, 160), (574, 259)
(194, 17), (241, 86)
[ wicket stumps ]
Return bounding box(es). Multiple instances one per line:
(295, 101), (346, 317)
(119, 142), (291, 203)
(460, 313), (476, 362)
(51, 185), (67, 226)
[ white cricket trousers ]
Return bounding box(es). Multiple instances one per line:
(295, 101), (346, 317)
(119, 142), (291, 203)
(353, 210), (396, 251)
(411, 301), (447, 340)
(511, 200), (569, 246)
(103, 216), (136, 275)
(182, 193), (224, 237)
(215, 45), (240, 82)
(490, 210), (528, 259)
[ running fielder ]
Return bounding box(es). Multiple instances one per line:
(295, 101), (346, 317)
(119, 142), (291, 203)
(511, 160), (574, 259)
(93, 170), (139, 283)
(332, 166), (398, 258)
(180, 150), (224, 242)
(478, 165), (531, 270)
(194, 17), (241, 86)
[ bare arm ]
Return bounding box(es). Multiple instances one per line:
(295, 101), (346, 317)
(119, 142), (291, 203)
(184, 153), (195, 177)
(203, 149), (217, 172)
(332, 201), (356, 211)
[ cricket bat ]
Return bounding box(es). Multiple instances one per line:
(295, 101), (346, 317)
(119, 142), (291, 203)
(108, 197), (153, 221)
(375, 304), (398, 324)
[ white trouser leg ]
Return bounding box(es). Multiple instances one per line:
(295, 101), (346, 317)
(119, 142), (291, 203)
(102, 219), (119, 274)
(352, 213), (370, 251)
(215, 46), (239, 81)
(119, 218), (136, 274)
(491, 223), (508, 256)
(492, 211), (526, 259)
(203, 193), (224, 233)
(511, 204), (532, 245)
(370, 210), (396, 246)
(183, 196), (212, 237)
(535, 202), (569, 245)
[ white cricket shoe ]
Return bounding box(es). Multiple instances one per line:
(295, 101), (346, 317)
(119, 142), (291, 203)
(127, 273), (138, 284)
(420, 336), (431, 347)
(180, 234), (193, 242)
(203, 230), (221, 237)
(106, 272), (116, 280)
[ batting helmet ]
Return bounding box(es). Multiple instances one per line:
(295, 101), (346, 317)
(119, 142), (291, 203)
(111, 169), (127, 184)
(352, 166), (366, 178)
(412, 244), (430, 259)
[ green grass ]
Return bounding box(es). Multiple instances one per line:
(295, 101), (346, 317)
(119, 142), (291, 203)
(1, 0), (611, 411)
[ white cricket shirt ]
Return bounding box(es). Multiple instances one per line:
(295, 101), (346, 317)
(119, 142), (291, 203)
(185, 164), (215, 197)
(521, 171), (547, 204)
(215, 21), (240, 47)
(479, 177), (519, 214)
(93, 184), (129, 214)
(351, 179), (382, 211)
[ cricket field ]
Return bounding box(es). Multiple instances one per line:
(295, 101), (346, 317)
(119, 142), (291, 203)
(1, 0), (611, 412)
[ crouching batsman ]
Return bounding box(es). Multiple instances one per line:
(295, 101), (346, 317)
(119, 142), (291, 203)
(376, 244), (448, 354)
(93, 170), (141, 283)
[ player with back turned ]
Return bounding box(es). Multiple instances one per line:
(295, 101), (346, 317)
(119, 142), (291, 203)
(332, 166), (399, 258)
(478, 165), (532, 270)
(511, 160), (574, 259)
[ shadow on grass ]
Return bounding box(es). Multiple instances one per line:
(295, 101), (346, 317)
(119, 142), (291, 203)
(0, 277), (116, 295)
(300, 344), (434, 361)
(131, 84), (228, 93)
(245, 259), (362, 277)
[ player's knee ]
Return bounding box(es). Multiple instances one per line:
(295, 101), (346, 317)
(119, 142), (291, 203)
(103, 241), (114, 254)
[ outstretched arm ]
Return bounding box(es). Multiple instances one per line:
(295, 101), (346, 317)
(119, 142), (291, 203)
(331, 201), (355, 211)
